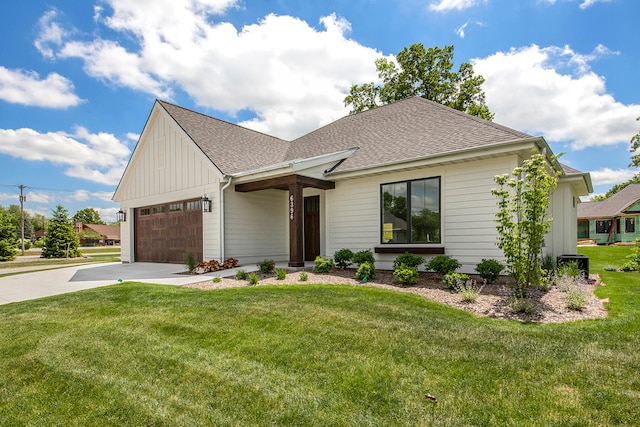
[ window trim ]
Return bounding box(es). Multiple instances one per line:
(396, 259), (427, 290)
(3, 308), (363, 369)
(380, 176), (441, 245)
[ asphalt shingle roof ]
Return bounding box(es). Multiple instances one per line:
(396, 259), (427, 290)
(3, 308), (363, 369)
(159, 96), (542, 177)
(158, 100), (290, 175)
(578, 184), (640, 218)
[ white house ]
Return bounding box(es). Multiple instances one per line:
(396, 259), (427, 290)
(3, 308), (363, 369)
(113, 97), (592, 272)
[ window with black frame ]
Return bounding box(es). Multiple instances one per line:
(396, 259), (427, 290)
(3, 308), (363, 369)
(381, 177), (440, 244)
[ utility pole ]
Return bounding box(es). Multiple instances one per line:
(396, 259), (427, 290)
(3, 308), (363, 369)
(19, 185), (26, 256)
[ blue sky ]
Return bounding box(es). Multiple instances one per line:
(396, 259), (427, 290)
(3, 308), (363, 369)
(1, 0), (639, 222)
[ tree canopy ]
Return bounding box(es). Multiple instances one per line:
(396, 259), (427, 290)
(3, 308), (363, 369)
(344, 43), (494, 120)
(629, 117), (640, 167)
(73, 208), (105, 225)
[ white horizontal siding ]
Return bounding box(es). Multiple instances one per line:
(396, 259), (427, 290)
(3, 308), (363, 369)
(224, 189), (288, 265)
(325, 156), (519, 272)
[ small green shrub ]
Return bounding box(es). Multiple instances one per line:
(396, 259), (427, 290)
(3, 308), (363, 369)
(184, 253), (196, 273)
(276, 269), (287, 280)
(334, 248), (354, 270)
(235, 269), (247, 280)
(356, 261), (376, 281)
(603, 264), (619, 272)
(352, 249), (375, 265)
(393, 264), (419, 286)
(565, 287), (587, 310)
(509, 297), (538, 314)
(393, 252), (424, 269)
(299, 271), (308, 282)
(442, 272), (469, 291)
(457, 280), (483, 303)
(257, 259), (275, 274)
(541, 254), (556, 274)
(314, 256), (334, 273)
(425, 255), (460, 275)
(212, 276), (221, 283)
(622, 237), (640, 272)
(556, 260), (581, 278)
(475, 259), (504, 283)
(248, 272), (259, 285)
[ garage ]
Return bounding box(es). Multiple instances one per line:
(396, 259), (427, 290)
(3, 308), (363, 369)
(134, 199), (203, 263)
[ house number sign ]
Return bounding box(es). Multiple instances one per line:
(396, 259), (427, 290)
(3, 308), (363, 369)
(289, 195), (294, 220)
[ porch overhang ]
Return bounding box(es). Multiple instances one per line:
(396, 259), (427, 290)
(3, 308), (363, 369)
(234, 174), (336, 193)
(234, 174), (335, 268)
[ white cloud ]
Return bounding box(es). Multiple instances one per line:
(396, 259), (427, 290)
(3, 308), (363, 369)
(472, 44), (640, 149)
(588, 168), (637, 186)
(0, 127), (130, 185)
(430, 0), (487, 12)
(35, 5), (383, 139)
(0, 66), (83, 108)
(579, 0), (611, 9)
(456, 22), (468, 38)
(34, 9), (67, 59)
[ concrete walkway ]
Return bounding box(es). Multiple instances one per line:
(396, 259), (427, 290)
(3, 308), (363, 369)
(0, 262), (261, 306)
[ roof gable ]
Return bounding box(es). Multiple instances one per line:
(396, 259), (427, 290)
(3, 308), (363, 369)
(158, 101), (290, 175)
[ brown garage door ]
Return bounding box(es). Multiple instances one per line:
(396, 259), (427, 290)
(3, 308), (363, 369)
(134, 199), (203, 263)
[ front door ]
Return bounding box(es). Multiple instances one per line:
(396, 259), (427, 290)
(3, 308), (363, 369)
(304, 196), (320, 261)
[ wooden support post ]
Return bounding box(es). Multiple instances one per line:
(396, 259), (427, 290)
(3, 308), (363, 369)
(288, 182), (305, 267)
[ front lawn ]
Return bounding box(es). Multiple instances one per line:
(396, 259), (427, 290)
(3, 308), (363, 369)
(0, 248), (638, 425)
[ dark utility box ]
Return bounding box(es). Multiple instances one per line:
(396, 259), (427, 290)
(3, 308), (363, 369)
(557, 254), (589, 276)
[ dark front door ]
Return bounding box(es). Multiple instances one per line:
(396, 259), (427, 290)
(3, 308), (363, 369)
(304, 196), (320, 261)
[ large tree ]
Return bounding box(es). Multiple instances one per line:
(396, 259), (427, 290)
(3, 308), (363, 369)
(344, 43), (494, 120)
(0, 210), (17, 261)
(42, 205), (80, 258)
(73, 208), (105, 225)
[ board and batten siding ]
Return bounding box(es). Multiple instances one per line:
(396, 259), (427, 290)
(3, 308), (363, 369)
(223, 189), (289, 264)
(325, 156), (519, 273)
(117, 108), (222, 263)
(547, 182), (579, 258)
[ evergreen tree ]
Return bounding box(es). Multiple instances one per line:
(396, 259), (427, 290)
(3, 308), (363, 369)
(0, 210), (17, 261)
(42, 205), (80, 258)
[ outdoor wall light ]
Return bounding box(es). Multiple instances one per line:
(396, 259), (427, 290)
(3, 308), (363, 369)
(117, 209), (126, 222)
(201, 195), (212, 213)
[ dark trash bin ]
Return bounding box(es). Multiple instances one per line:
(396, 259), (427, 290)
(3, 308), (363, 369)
(557, 254), (589, 276)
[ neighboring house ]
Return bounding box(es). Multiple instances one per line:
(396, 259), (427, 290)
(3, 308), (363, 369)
(113, 97), (592, 272)
(74, 222), (121, 246)
(577, 184), (640, 245)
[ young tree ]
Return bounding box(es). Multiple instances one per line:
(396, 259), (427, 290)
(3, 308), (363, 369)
(42, 205), (80, 258)
(629, 117), (640, 167)
(344, 43), (494, 120)
(73, 208), (105, 225)
(492, 153), (558, 299)
(0, 210), (17, 261)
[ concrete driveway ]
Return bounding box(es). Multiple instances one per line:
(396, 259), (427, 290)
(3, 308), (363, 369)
(0, 262), (226, 305)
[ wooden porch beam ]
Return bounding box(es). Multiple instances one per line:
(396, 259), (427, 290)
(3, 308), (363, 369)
(234, 174), (335, 193)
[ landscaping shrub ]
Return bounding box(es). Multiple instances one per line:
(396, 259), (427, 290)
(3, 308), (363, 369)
(556, 260), (581, 279)
(564, 287), (587, 310)
(425, 255), (460, 275)
(352, 249), (375, 265)
(235, 269), (247, 280)
(257, 259), (275, 274)
(314, 256), (334, 273)
(334, 248), (354, 269)
(184, 253), (196, 273)
(621, 238), (640, 272)
(392, 252), (424, 269)
(355, 261), (376, 281)
(442, 272), (469, 291)
(299, 271), (308, 281)
(509, 297), (538, 314)
(475, 258), (504, 283)
(212, 276), (221, 283)
(457, 280), (483, 303)
(393, 264), (419, 286)
(248, 272), (259, 285)
(542, 254), (556, 275)
(276, 269), (287, 280)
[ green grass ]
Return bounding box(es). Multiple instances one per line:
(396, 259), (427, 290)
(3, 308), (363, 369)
(0, 248), (638, 425)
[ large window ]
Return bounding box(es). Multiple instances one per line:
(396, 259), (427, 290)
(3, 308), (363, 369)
(381, 177), (440, 244)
